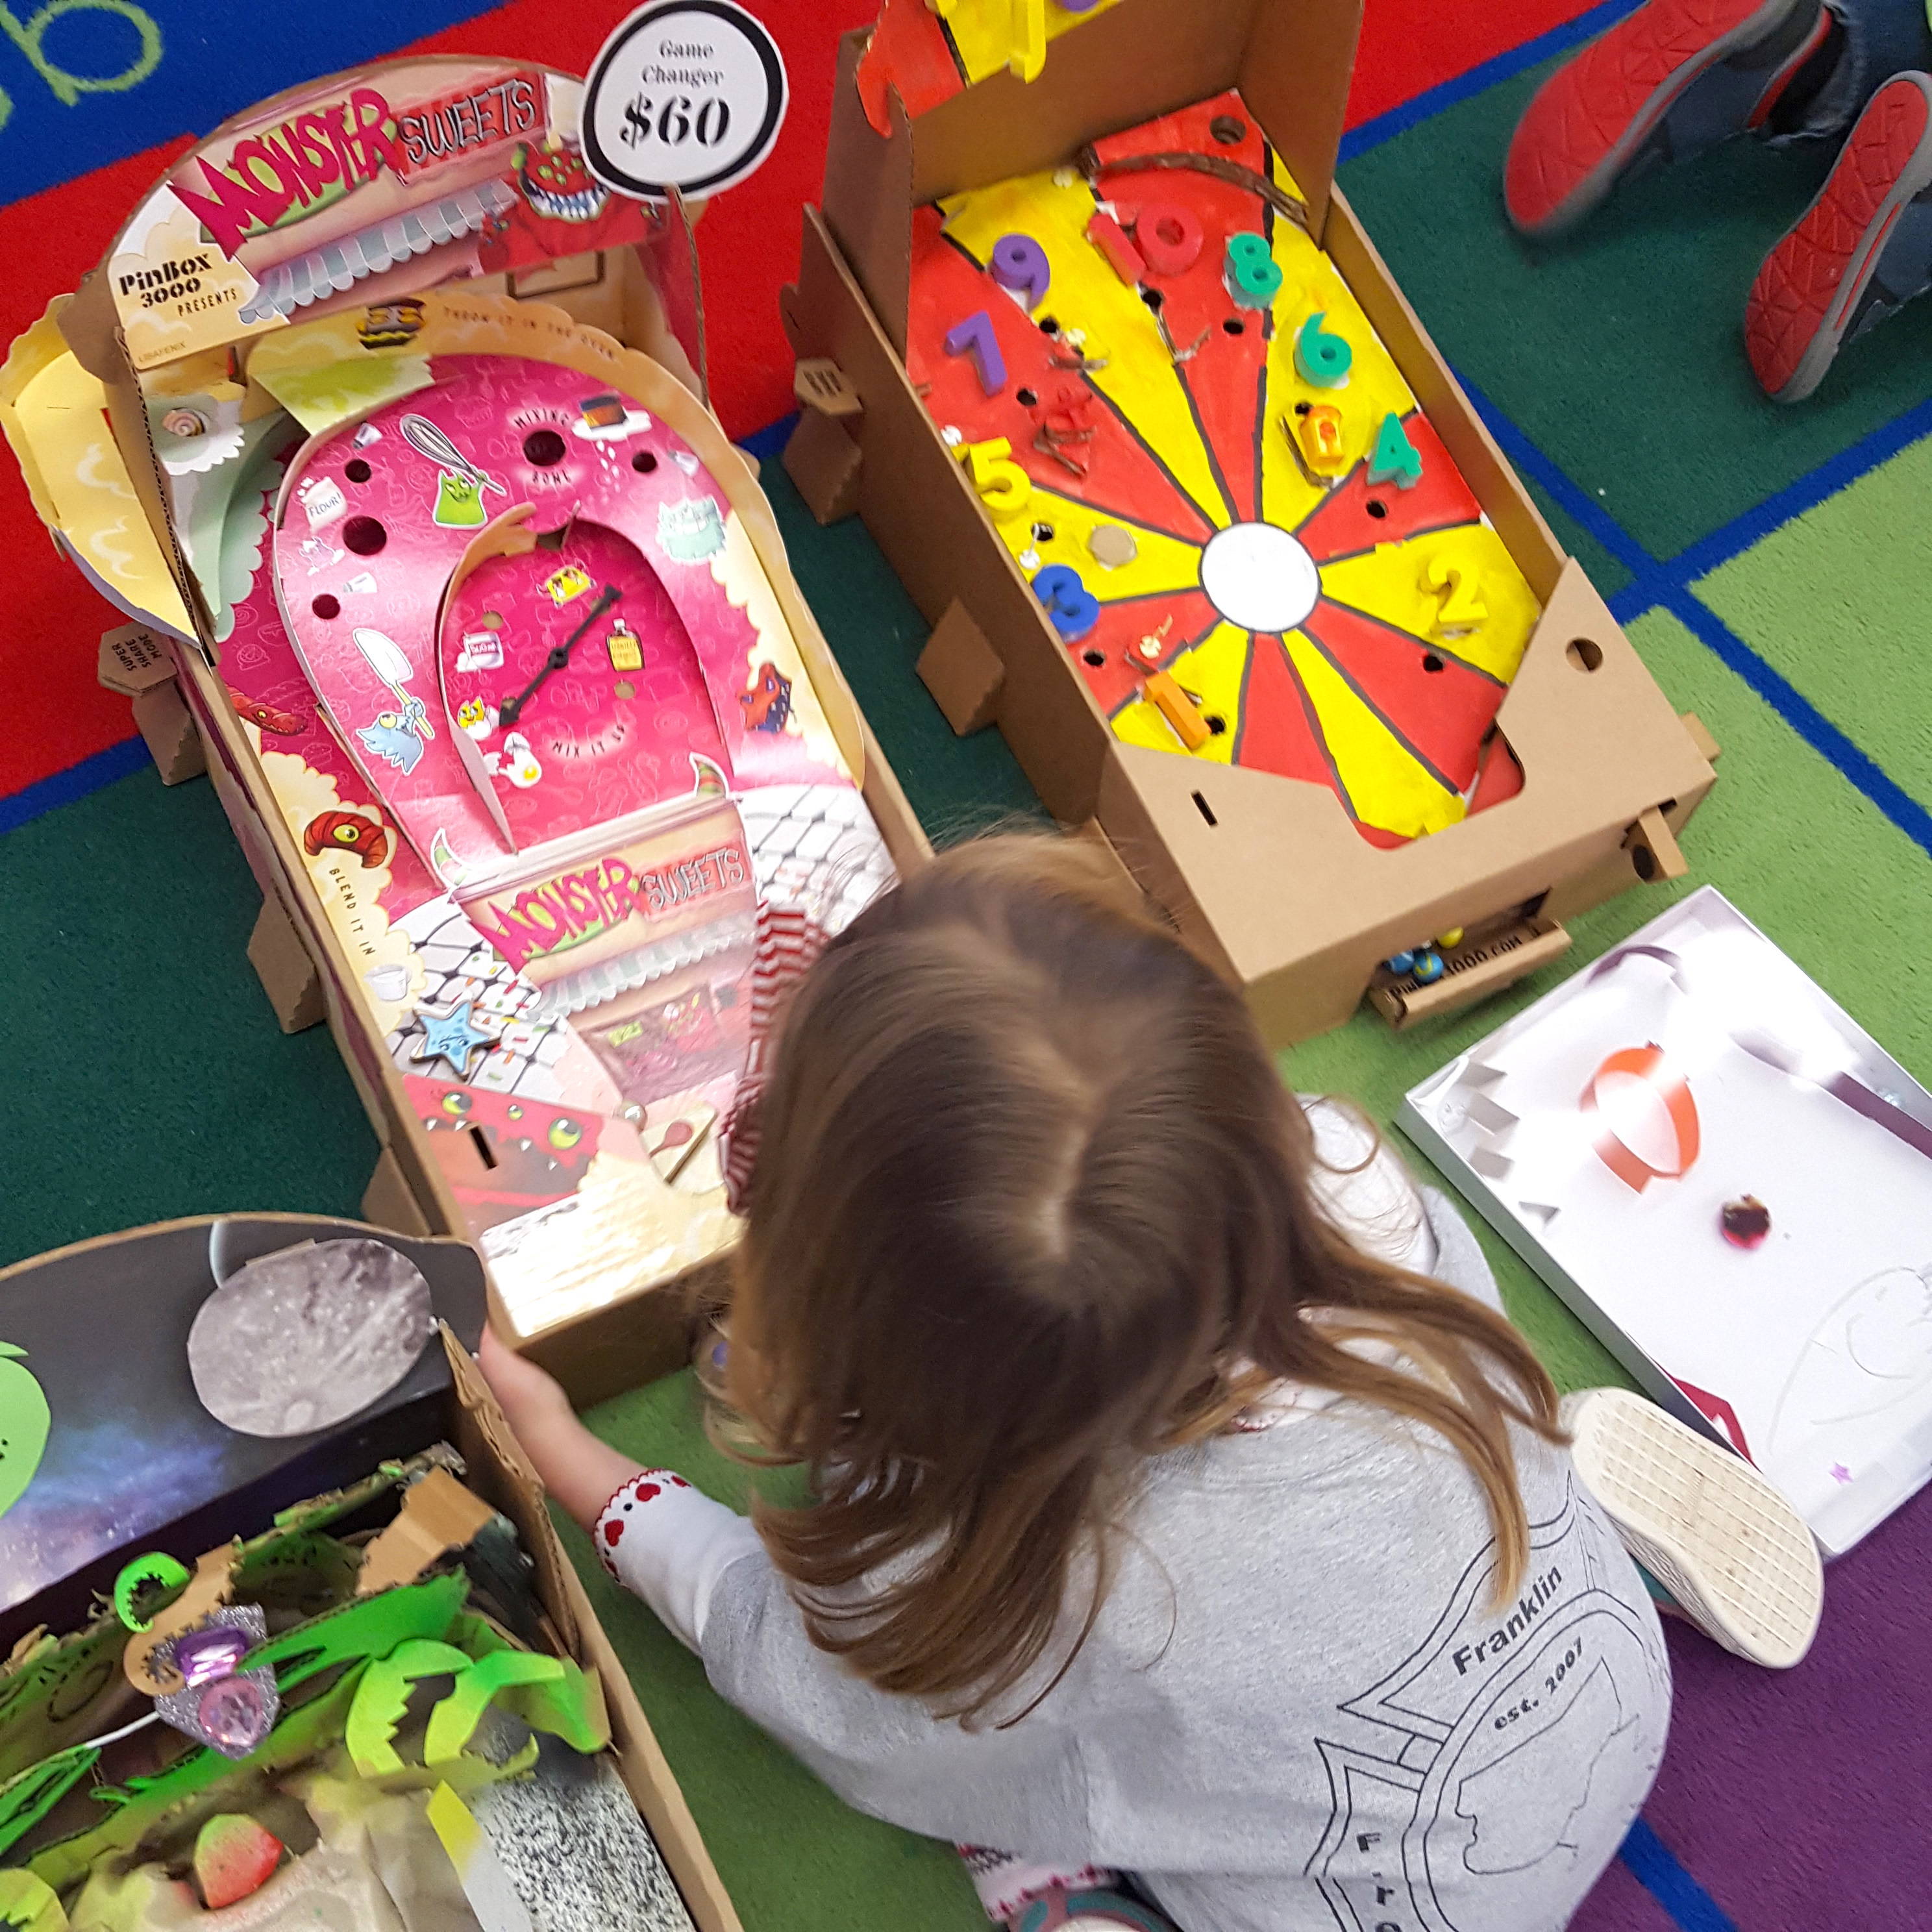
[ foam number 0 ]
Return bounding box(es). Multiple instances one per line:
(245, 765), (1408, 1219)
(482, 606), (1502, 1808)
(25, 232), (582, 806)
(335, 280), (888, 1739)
(991, 234), (1052, 310)
(955, 437), (1033, 521)
(1424, 552), (1487, 633)
(1294, 312), (1353, 388)
(1224, 232), (1282, 309)
(1033, 564), (1101, 642)
(1134, 203), (1204, 277)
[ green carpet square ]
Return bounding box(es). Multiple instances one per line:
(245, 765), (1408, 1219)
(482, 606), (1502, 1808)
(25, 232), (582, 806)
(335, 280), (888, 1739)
(1339, 65), (1932, 562)
(1694, 436), (1932, 810)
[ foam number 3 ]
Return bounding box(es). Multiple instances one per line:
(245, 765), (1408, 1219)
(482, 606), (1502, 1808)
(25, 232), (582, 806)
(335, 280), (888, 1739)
(1224, 232), (1282, 309)
(991, 234), (1052, 310)
(1424, 552), (1487, 634)
(956, 437), (1033, 521)
(1033, 564), (1101, 642)
(1135, 203), (1204, 277)
(945, 311), (1008, 395)
(1294, 312), (1353, 388)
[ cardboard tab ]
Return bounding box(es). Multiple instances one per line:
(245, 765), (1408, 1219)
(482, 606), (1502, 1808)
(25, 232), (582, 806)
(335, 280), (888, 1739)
(123, 1544), (238, 1695)
(247, 895), (325, 1034)
(783, 406), (864, 524)
(130, 679), (206, 786)
(97, 621), (177, 697)
(794, 356), (863, 419)
(1624, 806), (1689, 884)
(354, 1466), (497, 1596)
(917, 600), (1004, 735)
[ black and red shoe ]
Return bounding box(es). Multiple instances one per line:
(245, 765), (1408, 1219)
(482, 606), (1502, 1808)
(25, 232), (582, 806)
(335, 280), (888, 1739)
(1505, 0), (1833, 238)
(1747, 70), (1932, 400)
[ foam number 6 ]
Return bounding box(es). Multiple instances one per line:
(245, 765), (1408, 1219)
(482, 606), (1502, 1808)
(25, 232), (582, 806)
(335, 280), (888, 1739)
(1224, 232), (1282, 310)
(955, 437), (1033, 521)
(1033, 564), (1101, 642)
(1424, 552), (1487, 634)
(1134, 203), (1204, 277)
(991, 234), (1052, 310)
(1294, 312), (1353, 388)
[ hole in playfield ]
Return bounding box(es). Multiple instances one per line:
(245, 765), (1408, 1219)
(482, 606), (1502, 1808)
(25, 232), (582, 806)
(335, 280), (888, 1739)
(342, 515), (386, 556)
(1032, 521), (1056, 542)
(523, 429), (567, 466)
(1568, 637), (1604, 673)
(1016, 387), (1039, 407)
(1366, 499), (1388, 519)
(1038, 315), (1061, 336)
(1222, 319), (1245, 335)
(632, 450), (659, 473)
(1192, 790), (1217, 826)
(1211, 115), (1248, 145)
(1422, 654), (1444, 674)
(1141, 287), (1165, 311)
(1294, 401), (1312, 416)
(1206, 713), (1227, 734)
(344, 458), (371, 484)
(467, 1125), (497, 1170)
(311, 595), (340, 620)
(1082, 648), (1105, 665)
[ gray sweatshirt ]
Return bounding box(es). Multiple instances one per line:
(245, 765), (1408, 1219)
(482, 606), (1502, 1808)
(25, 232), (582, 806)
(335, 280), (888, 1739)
(597, 1130), (1671, 1932)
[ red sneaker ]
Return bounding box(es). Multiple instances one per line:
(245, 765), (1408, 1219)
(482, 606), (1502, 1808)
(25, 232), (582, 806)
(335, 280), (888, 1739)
(1746, 70), (1932, 401)
(1505, 0), (1831, 238)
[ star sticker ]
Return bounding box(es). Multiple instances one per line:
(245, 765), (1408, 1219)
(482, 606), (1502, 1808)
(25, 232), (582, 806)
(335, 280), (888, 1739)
(1829, 1463), (1853, 1486)
(410, 1002), (495, 1078)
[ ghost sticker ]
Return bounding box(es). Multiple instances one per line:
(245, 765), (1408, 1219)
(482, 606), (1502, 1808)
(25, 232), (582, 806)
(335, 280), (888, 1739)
(358, 706), (431, 774)
(434, 471), (487, 528)
(657, 496), (726, 564)
(0, 1341), (51, 1523)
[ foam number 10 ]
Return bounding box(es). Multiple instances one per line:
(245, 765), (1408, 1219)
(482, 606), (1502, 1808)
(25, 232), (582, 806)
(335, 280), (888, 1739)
(1224, 232), (1282, 309)
(955, 437), (1033, 521)
(945, 311), (1008, 395)
(1134, 203), (1204, 277)
(991, 234), (1052, 311)
(1033, 564), (1101, 642)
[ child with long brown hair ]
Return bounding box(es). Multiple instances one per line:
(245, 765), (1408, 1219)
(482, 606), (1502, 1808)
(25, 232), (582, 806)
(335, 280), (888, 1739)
(484, 833), (1676, 1932)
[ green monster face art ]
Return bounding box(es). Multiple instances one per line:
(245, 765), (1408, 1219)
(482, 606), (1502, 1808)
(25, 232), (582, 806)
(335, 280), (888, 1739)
(0, 1341), (51, 1522)
(0, 1869), (68, 1932)
(434, 470), (487, 528)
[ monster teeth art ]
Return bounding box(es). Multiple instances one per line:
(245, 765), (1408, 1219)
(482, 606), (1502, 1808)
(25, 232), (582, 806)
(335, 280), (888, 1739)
(525, 182), (606, 223)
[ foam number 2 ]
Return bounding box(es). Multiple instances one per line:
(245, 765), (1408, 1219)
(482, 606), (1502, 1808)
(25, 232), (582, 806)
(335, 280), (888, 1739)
(991, 234), (1052, 311)
(1294, 312), (1353, 388)
(1224, 232), (1282, 309)
(1424, 553), (1487, 634)
(1033, 564), (1100, 642)
(945, 311), (1008, 395)
(955, 437), (1033, 521)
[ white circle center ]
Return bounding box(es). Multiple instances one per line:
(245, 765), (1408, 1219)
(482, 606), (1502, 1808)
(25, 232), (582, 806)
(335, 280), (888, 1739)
(1198, 522), (1320, 634)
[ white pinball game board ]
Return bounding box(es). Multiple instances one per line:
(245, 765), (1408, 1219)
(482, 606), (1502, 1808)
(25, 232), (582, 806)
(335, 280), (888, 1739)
(1402, 889), (1932, 1554)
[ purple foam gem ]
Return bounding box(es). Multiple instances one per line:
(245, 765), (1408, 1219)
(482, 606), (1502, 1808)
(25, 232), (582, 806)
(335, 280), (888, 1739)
(173, 1625), (251, 1687)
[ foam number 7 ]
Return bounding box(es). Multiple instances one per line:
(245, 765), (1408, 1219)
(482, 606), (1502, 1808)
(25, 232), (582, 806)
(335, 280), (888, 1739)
(1033, 564), (1101, 642)
(1424, 552), (1487, 634)
(945, 311), (1008, 395)
(1224, 232), (1283, 310)
(954, 436), (1033, 521)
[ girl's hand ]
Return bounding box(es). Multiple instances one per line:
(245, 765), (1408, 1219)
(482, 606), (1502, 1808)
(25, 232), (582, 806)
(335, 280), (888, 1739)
(478, 1323), (571, 1431)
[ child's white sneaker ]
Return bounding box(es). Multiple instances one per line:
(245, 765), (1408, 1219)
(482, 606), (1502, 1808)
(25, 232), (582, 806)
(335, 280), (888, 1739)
(1562, 1386), (1823, 1668)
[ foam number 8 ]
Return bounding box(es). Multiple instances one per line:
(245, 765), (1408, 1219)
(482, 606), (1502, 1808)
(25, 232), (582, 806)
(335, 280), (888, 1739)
(1033, 564), (1101, 642)
(1224, 232), (1282, 309)
(955, 437), (1033, 521)
(1294, 312), (1354, 388)
(991, 233), (1052, 310)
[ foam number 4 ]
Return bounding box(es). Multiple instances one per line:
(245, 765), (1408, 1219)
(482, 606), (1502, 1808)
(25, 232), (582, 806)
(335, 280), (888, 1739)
(991, 233), (1052, 310)
(1033, 564), (1100, 642)
(1224, 232), (1282, 310)
(1369, 412), (1424, 489)
(1294, 312), (1353, 388)
(955, 437), (1033, 521)
(1424, 552), (1487, 634)
(945, 311), (1008, 395)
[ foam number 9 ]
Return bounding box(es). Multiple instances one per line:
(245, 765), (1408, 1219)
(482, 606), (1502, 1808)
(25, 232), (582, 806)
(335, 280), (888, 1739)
(1294, 312), (1354, 387)
(955, 437), (1034, 521)
(991, 234), (1052, 311)
(1033, 564), (1101, 642)
(1224, 232), (1282, 309)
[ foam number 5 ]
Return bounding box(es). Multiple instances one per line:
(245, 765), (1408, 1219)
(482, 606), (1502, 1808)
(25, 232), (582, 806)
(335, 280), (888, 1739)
(1294, 312), (1353, 388)
(1033, 564), (1101, 642)
(1224, 232), (1282, 309)
(991, 233), (1052, 310)
(955, 437), (1033, 521)
(1424, 552), (1487, 634)
(945, 310), (1008, 395)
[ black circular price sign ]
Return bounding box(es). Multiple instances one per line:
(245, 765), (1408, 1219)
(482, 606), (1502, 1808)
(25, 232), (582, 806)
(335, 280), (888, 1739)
(584, 0), (789, 201)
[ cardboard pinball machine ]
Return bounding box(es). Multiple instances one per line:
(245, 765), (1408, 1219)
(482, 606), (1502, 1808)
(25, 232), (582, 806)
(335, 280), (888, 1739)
(0, 1215), (739, 1932)
(0, 54), (927, 1395)
(780, 0), (1720, 1043)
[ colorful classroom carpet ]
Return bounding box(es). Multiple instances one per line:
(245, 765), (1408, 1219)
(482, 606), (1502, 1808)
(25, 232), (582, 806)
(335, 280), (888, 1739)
(3, 3), (1930, 1930)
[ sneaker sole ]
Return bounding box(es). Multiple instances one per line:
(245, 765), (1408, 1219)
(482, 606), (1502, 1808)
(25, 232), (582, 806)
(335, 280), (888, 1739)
(1748, 70), (1932, 401)
(1563, 1386), (1823, 1668)
(1506, 0), (1823, 238)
